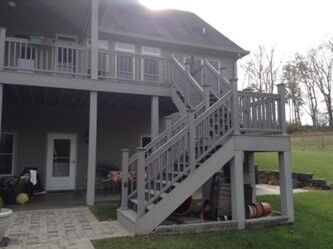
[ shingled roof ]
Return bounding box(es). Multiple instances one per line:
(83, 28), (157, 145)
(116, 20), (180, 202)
(100, 0), (248, 56)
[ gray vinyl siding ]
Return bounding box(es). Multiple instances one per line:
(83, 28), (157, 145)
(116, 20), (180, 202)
(2, 106), (152, 190)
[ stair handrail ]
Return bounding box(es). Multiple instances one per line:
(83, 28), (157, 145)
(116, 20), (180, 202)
(204, 59), (231, 97)
(170, 56), (204, 107)
(140, 91), (234, 214)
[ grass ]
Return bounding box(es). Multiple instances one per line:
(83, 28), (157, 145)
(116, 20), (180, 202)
(90, 202), (120, 221)
(256, 131), (333, 184)
(93, 191), (333, 249)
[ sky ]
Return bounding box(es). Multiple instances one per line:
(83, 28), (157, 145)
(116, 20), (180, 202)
(139, 0), (333, 124)
(139, 0), (333, 59)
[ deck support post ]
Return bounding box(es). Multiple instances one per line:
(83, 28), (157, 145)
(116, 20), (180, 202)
(0, 28), (6, 70)
(121, 149), (129, 210)
(151, 96), (159, 140)
(91, 0), (99, 80)
(279, 151), (294, 222)
(86, 91), (98, 206)
(248, 152), (256, 202)
(244, 152), (256, 202)
(231, 151), (245, 229)
(137, 147), (146, 217)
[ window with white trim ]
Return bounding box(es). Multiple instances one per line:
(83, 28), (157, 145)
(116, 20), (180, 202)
(0, 133), (15, 175)
(115, 43), (135, 80)
(208, 59), (221, 71)
(142, 47), (160, 82)
(87, 40), (110, 77)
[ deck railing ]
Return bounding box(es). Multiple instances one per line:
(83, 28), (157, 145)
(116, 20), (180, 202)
(1, 35), (204, 108)
(4, 37), (91, 77)
(238, 90), (284, 134)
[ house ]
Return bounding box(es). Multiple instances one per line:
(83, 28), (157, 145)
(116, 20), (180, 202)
(0, 0), (294, 235)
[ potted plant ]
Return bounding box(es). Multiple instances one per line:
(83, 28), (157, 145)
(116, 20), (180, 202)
(0, 196), (12, 246)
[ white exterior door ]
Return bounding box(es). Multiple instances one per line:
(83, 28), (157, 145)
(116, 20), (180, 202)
(46, 134), (77, 191)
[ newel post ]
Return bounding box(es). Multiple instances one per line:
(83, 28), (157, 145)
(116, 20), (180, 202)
(277, 84), (287, 135)
(203, 84), (210, 109)
(187, 109), (196, 173)
(121, 149), (129, 210)
(231, 78), (240, 135)
(0, 27), (6, 70)
(136, 147), (146, 216)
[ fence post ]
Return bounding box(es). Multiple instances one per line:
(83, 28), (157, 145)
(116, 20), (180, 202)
(121, 149), (129, 210)
(203, 84), (210, 109)
(187, 109), (196, 173)
(231, 78), (240, 135)
(277, 84), (287, 135)
(136, 147), (146, 216)
(0, 27), (6, 70)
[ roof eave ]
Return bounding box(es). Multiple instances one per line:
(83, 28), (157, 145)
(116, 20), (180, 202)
(99, 27), (249, 57)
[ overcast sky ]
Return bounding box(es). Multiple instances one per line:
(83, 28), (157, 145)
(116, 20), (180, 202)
(139, 0), (332, 60)
(140, 0), (332, 124)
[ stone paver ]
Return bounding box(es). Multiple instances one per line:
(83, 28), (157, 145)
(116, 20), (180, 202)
(4, 207), (132, 249)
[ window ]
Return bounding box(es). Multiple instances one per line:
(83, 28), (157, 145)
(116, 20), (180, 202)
(185, 56), (203, 84)
(57, 47), (77, 73)
(56, 34), (78, 43)
(87, 40), (110, 77)
(208, 59), (221, 71)
(0, 133), (15, 175)
(141, 136), (152, 147)
(142, 47), (160, 82)
(115, 43), (135, 80)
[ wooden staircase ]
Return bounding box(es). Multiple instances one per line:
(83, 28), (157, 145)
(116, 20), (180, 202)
(118, 90), (235, 234)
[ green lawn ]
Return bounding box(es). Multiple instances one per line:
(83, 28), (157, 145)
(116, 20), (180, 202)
(90, 202), (119, 221)
(93, 191), (333, 249)
(256, 131), (333, 184)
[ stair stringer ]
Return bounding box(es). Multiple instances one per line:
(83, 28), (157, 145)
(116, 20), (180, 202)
(171, 88), (187, 115)
(133, 136), (235, 235)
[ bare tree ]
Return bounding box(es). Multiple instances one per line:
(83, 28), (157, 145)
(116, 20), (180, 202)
(282, 61), (304, 125)
(294, 54), (319, 126)
(243, 46), (280, 93)
(308, 39), (333, 127)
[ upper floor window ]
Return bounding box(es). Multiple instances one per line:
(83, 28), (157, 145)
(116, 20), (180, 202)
(208, 59), (221, 72)
(142, 47), (160, 82)
(115, 43), (135, 80)
(0, 133), (15, 176)
(185, 56), (203, 85)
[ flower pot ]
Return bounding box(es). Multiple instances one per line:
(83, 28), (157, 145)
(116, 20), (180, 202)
(261, 202), (272, 216)
(0, 208), (13, 240)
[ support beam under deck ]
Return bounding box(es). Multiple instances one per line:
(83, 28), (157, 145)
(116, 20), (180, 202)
(86, 91), (98, 206)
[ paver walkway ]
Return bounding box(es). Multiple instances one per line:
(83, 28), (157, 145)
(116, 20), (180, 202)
(4, 207), (131, 249)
